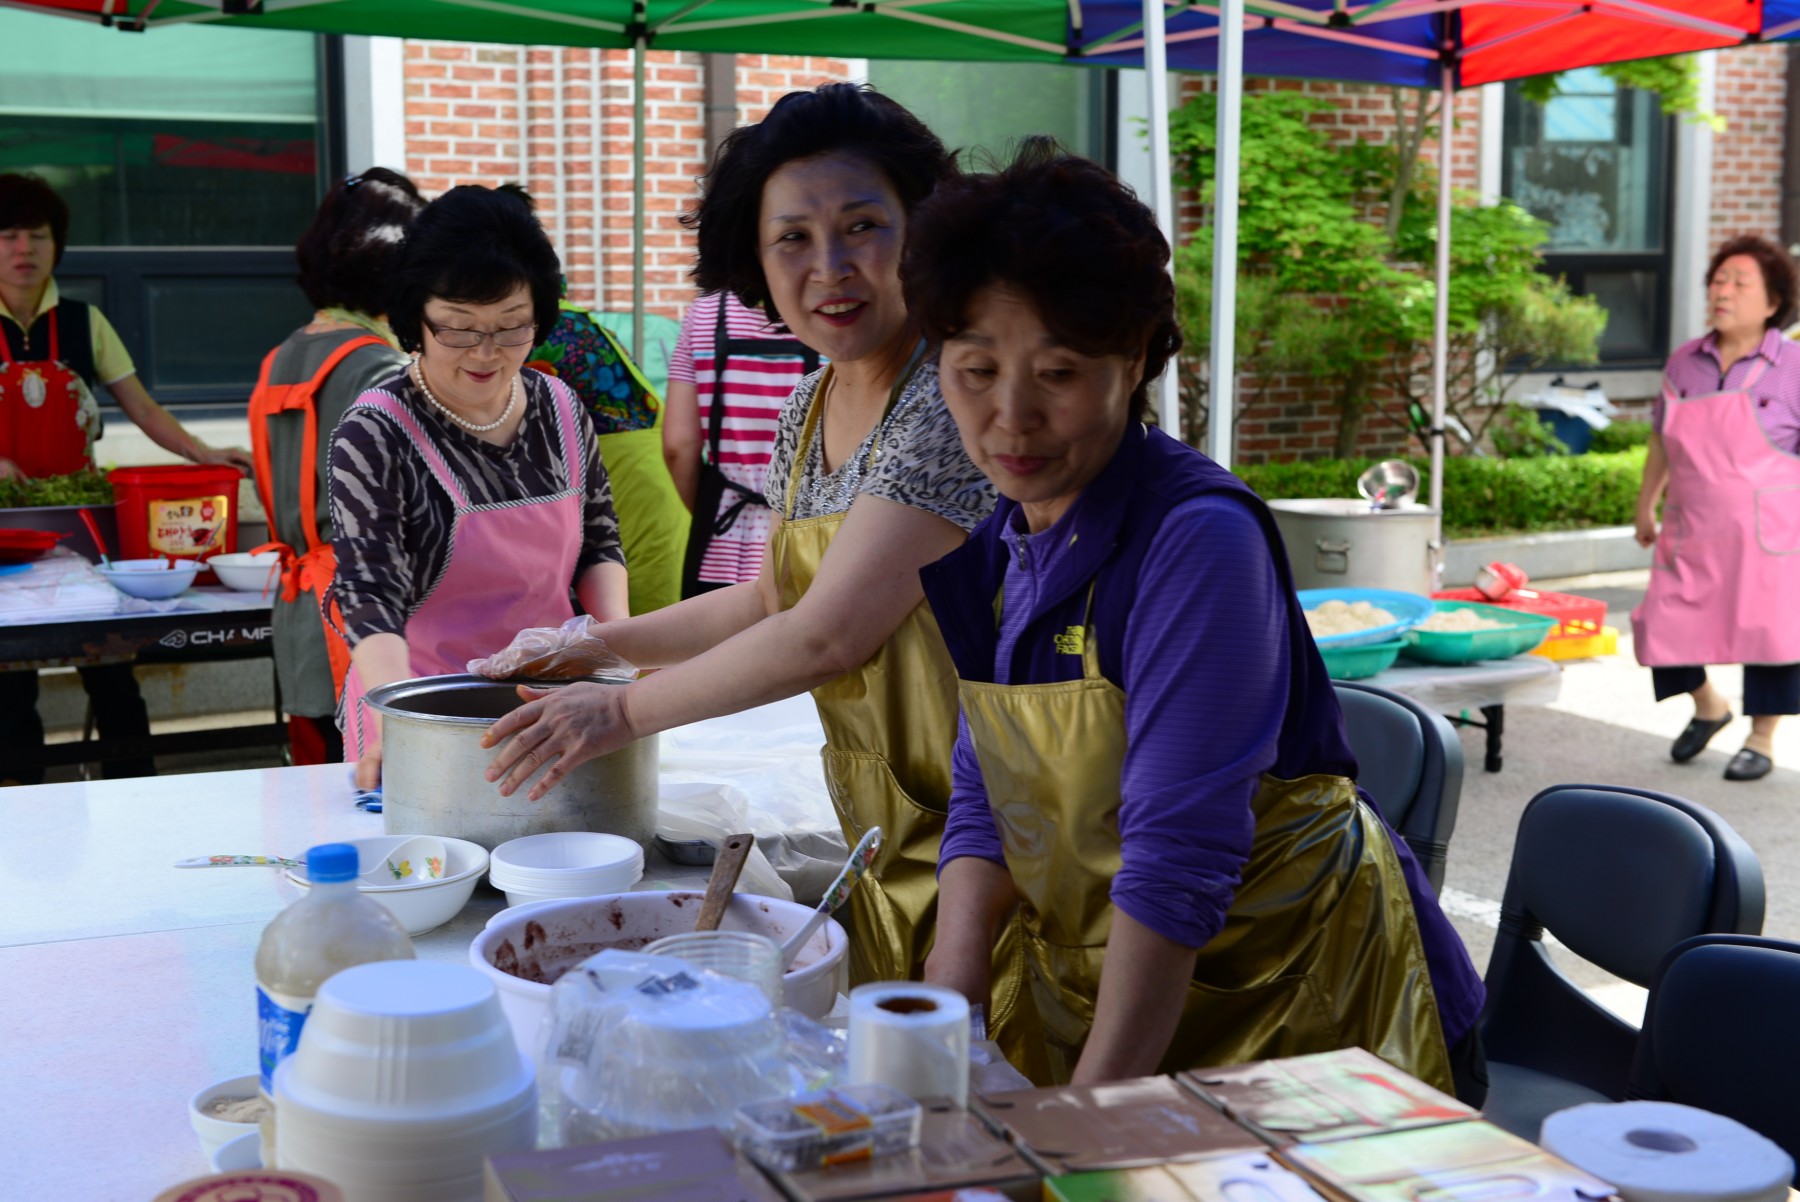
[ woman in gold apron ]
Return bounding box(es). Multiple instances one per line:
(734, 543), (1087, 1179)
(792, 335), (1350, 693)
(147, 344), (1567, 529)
(906, 146), (1487, 1100)
(481, 84), (1041, 1067)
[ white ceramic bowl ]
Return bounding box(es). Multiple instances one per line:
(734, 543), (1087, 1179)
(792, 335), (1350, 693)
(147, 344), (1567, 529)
(188, 1072), (262, 1161)
(470, 891), (848, 1052)
(99, 558), (199, 599)
(207, 550), (281, 593)
(209, 1130), (261, 1172)
(287, 834), (488, 936)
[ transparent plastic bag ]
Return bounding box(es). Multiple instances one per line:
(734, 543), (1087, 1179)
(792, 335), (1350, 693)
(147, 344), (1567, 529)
(541, 949), (790, 1147)
(657, 782), (794, 903)
(468, 614), (637, 681)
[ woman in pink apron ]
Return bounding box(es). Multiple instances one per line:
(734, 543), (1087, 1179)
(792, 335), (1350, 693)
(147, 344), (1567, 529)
(1633, 235), (1800, 782)
(327, 185), (630, 789)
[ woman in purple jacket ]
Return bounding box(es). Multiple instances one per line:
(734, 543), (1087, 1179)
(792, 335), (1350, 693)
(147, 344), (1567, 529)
(910, 144), (1486, 1101)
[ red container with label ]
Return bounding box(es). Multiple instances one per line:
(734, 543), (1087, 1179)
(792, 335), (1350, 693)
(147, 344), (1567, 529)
(109, 465), (240, 580)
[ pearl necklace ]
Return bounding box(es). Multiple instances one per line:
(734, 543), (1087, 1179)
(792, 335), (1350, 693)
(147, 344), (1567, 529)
(411, 360), (519, 433)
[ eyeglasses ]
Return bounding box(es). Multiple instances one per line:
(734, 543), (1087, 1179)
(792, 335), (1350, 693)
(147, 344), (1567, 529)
(421, 315), (538, 349)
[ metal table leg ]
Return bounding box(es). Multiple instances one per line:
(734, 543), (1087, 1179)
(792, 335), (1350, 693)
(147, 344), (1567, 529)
(1481, 703), (1504, 772)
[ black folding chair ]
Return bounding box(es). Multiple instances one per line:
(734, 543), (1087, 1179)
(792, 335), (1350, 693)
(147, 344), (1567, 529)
(1480, 784), (1764, 1140)
(1333, 681), (1465, 893)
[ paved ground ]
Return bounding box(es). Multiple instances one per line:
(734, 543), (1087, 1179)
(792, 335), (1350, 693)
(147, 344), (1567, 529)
(1437, 570), (1799, 1020)
(38, 568), (1795, 1019)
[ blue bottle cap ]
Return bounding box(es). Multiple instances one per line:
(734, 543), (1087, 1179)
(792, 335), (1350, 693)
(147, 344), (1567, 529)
(307, 843), (360, 884)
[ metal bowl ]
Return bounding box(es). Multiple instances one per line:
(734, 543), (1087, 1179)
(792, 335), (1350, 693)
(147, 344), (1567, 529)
(1356, 460), (1421, 510)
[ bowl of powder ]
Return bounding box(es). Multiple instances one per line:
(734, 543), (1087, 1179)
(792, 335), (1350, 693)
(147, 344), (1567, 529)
(188, 1074), (267, 1161)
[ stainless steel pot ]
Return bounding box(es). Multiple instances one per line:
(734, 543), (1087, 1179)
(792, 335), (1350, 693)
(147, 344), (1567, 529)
(1267, 499), (1439, 596)
(366, 674), (658, 851)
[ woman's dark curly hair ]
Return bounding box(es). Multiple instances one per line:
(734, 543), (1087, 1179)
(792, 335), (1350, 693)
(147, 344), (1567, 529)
(388, 184), (561, 353)
(903, 141), (1181, 423)
(1708, 234), (1798, 330)
(295, 168), (425, 315)
(0, 173), (71, 264)
(683, 83), (956, 326)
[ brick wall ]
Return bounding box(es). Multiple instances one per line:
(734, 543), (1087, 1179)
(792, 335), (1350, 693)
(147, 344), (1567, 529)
(402, 43), (850, 322)
(1709, 44), (1787, 248)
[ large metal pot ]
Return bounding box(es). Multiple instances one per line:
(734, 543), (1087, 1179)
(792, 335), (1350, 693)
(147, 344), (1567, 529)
(366, 674), (658, 850)
(1267, 499), (1439, 596)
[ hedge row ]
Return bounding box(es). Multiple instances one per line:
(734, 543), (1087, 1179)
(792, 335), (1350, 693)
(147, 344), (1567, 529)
(1235, 448), (1648, 539)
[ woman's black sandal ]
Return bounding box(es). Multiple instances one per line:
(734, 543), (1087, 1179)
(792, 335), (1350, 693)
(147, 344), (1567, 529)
(1671, 712), (1733, 762)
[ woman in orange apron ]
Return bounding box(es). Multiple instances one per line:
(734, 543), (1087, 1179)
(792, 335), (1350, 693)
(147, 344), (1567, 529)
(904, 147), (1485, 1098)
(1633, 235), (1800, 782)
(481, 85), (1044, 1074)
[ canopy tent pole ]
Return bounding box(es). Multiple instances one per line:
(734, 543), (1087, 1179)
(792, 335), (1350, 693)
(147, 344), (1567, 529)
(1206, 0), (1243, 466)
(632, 34), (648, 364)
(1429, 63), (1452, 583)
(1141, 0), (1179, 436)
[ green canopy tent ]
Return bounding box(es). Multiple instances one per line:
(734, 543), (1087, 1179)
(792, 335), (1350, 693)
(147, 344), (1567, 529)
(3, 0), (1195, 431)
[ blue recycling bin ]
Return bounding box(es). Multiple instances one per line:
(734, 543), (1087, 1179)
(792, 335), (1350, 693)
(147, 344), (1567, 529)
(1537, 409), (1594, 454)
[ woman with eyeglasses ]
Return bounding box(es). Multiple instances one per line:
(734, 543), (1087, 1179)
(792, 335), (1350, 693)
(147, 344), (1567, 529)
(328, 184), (629, 788)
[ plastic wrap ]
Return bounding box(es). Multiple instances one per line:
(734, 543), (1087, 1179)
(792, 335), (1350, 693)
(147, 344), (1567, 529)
(541, 950), (789, 1146)
(468, 615), (637, 681)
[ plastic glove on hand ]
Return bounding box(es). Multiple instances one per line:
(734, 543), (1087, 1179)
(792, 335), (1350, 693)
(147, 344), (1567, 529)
(467, 614), (637, 681)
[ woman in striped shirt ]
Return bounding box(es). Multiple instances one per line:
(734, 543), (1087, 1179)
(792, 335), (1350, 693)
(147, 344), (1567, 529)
(662, 289), (818, 593)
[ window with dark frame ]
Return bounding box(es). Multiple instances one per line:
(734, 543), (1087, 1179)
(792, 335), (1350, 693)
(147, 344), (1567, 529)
(1501, 69), (1675, 368)
(0, 8), (330, 409)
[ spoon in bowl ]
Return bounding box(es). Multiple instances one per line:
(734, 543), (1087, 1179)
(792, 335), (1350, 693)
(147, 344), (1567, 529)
(779, 826), (882, 971)
(174, 836), (448, 884)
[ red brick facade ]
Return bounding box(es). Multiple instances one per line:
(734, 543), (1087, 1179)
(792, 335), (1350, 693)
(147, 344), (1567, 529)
(404, 43), (846, 319)
(400, 44), (1789, 463)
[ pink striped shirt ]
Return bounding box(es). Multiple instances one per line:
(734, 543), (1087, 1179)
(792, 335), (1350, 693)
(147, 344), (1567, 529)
(669, 292), (816, 584)
(1656, 328), (1800, 453)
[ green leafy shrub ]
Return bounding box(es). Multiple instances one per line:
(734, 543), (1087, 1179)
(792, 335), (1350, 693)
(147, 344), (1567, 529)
(1587, 419), (1653, 453)
(1237, 448), (1646, 538)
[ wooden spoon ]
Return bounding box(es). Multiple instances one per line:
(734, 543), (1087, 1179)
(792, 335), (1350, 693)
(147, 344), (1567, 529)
(693, 832), (756, 932)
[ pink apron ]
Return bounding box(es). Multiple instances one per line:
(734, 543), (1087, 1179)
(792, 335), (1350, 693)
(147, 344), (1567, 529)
(1632, 355), (1800, 667)
(341, 377), (586, 758)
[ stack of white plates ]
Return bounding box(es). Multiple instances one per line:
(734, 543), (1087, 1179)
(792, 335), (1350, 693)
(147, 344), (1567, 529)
(488, 831), (644, 907)
(273, 961), (535, 1202)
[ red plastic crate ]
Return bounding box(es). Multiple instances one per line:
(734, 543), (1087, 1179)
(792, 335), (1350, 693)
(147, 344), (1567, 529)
(1433, 587), (1607, 641)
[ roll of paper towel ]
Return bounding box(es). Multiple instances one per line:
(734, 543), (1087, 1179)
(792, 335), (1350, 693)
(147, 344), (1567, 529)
(1541, 1101), (1793, 1202)
(847, 982), (971, 1107)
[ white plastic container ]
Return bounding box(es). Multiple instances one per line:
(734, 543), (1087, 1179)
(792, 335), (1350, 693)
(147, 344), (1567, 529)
(274, 960), (536, 1202)
(188, 1073), (263, 1161)
(488, 831), (643, 905)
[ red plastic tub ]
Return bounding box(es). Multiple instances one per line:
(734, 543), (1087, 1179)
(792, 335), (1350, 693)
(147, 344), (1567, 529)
(108, 466), (240, 574)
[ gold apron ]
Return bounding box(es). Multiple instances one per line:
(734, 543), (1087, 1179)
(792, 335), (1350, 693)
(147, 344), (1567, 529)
(957, 593), (1452, 1091)
(770, 360), (1043, 1076)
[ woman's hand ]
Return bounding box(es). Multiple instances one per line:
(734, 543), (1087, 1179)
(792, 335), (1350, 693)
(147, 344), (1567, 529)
(192, 442), (256, 477)
(482, 681), (640, 800)
(355, 744), (383, 792)
(1635, 507), (1659, 548)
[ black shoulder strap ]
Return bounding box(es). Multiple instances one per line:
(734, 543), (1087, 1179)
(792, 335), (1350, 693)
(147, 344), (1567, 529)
(706, 296), (730, 468)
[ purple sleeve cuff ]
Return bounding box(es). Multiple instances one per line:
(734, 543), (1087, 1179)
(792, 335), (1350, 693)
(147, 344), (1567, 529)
(939, 710), (1008, 873)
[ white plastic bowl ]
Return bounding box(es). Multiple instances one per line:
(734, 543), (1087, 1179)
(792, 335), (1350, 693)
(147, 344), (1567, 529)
(188, 1072), (262, 1161)
(470, 891), (848, 1053)
(488, 831), (643, 902)
(287, 834), (488, 936)
(207, 550), (281, 593)
(99, 557), (199, 599)
(209, 1130), (261, 1172)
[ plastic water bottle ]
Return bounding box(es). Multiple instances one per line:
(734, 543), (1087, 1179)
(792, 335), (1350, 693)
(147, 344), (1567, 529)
(255, 842), (415, 1163)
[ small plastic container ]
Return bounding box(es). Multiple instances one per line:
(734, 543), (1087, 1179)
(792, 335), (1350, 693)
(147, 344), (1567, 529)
(734, 1084), (923, 1171)
(488, 831), (643, 905)
(643, 929), (784, 1008)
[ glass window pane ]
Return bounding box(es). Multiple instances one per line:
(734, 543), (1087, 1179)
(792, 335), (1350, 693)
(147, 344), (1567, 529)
(1504, 80), (1666, 253)
(1586, 270), (1659, 361)
(145, 278), (311, 389)
(866, 61), (1103, 167)
(0, 9), (317, 123)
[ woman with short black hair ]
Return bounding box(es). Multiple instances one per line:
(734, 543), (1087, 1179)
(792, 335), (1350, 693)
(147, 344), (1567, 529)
(249, 168), (425, 766)
(907, 145), (1485, 1096)
(329, 184), (628, 786)
(480, 86), (1045, 1071)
